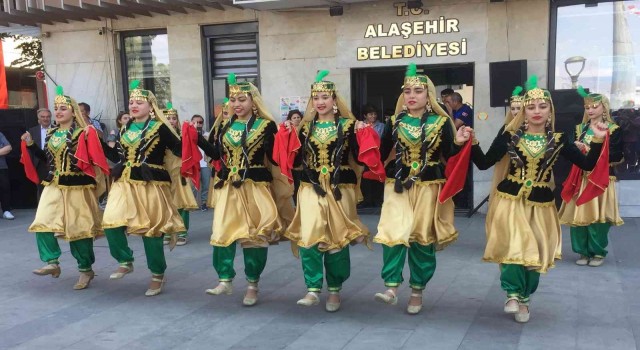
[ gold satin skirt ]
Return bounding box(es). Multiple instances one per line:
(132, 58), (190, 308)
(558, 176), (623, 227)
(484, 194), (561, 273)
(375, 181), (457, 249)
(286, 180), (369, 251)
(269, 164), (295, 229)
(165, 152), (198, 210)
(29, 184), (102, 241)
(103, 181), (186, 237)
(206, 175), (216, 208)
(210, 180), (281, 247)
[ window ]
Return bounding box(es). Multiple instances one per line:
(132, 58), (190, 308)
(551, 1), (640, 179)
(121, 29), (171, 105)
(203, 22), (259, 124)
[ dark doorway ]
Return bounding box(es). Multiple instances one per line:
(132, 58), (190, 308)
(351, 63), (475, 212)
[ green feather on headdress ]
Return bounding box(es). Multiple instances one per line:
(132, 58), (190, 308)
(525, 75), (538, 91)
(406, 62), (417, 77)
(511, 86), (523, 97)
(576, 85), (589, 98)
(129, 80), (140, 90)
(56, 85), (64, 96)
(166, 102), (173, 110)
(227, 73), (237, 85)
(223, 97), (229, 104)
(315, 70), (330, 83)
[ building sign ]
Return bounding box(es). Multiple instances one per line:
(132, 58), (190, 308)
(357, 2), (468, 61)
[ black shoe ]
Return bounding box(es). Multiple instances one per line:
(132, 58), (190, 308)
(200, 204), (208, 211)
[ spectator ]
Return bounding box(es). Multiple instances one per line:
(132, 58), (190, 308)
(358, 104), (384, 208)
(616, 108), (640, 174)
(362, 104), (385, 138)
(191, 114), (211, 211)
(78, 102), (104, 139)
(0, 131), (14, 219)
(287, 109), (302, 130)
(445, 92), (473, 129)
(107, 111), (130, 148)
(439, 88), (454, 115)
(28, 109), (51, 197)
(287, 109), (304, 204)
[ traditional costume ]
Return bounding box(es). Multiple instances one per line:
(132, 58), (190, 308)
(101, 80), (185, 296)
(277, 70), (373, 312)
(373, 64), (462, 315)
(23, 86), (108, 290)
(198, 74), (282, 306)
(163, 102), (198, 246)
(558, 88), (623, 267)
(471, 76), (606, 322)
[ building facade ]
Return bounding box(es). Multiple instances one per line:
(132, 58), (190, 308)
(26, 0), (640, 215)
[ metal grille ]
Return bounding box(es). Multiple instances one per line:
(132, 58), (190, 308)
(211, 34), (258, 78)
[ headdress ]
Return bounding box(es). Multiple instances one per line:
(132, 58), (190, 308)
(510, 85), (524, 104)
(128, 80), (179, 138)
(303, 70), (355, 122)
(505, 75), (555, 133)
(577, 85), (611, 123)
(225, 73), (275, 122)
(54, 85), (87, 129)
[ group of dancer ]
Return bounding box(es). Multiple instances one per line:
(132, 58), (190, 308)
(21, 62), (621, 323)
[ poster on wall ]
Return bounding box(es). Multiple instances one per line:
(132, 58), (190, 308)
(279, 96), (309, 121)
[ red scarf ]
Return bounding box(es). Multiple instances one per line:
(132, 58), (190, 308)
(273, 123), (301, 184)
(561, 132), (610, 205)
(75, 127), (110, 177)
(438, 140), (472, 204)
(20, 140), (40, 184)
(356, 126), (385, 182)
(180, 122), (202, 190)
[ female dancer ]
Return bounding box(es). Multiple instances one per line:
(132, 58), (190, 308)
(282, 70), (369, 312)
(464, 76), (609, 322)
(199, 74), (281, 306)
(373, 64), (461, 315)
(164, 102), (198, 246)
(22, 86), (106, 290)
(102, 80), (186, 296)
(558, 88), (623, 267)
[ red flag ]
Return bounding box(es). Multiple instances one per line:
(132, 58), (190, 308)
(576, 132), (610, 205)
(20, 140), (40, 184)
(561, 165), (582, 203)
(0, 41), (8, 109)
(356, 126), (385, 182)
(273, 123), (301, 184)
(75, 127), (110, 178)
(438, 140), (472, 204)
(180, 122), (202, 190)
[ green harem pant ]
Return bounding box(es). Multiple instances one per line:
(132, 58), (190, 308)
(165, 209), (189, 239)
(212, 241), (268, 283)
(299, 245), (350, 292)
(500, 264), (540, 304)
(104, 227), (166, 275)
(381, 242), (436, 290)
(570, 223), (610, 258)
(35, 232), (94, 272)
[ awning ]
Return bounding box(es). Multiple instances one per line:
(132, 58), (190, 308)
(0, 0), (236, 27)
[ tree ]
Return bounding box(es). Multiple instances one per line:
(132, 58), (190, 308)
(0, 34), (43, 70)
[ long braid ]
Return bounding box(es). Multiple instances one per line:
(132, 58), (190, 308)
(330, 115), (345, 200)
(507, 124), (526, 168)
(392, 114), (405, 193)
(231, 115), (256, 188)
(538, 123), (557, 178)
(64, 124), (78, 172)
(44, 131), (55, 181)
(302, 117), (327, 197)
(214, 115), (237, 189)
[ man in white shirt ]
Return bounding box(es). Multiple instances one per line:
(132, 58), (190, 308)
(191, 114), (211, 211)
(27, 108), (52, 199)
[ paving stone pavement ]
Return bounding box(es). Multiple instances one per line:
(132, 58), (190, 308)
(0, 209), (638, 350)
